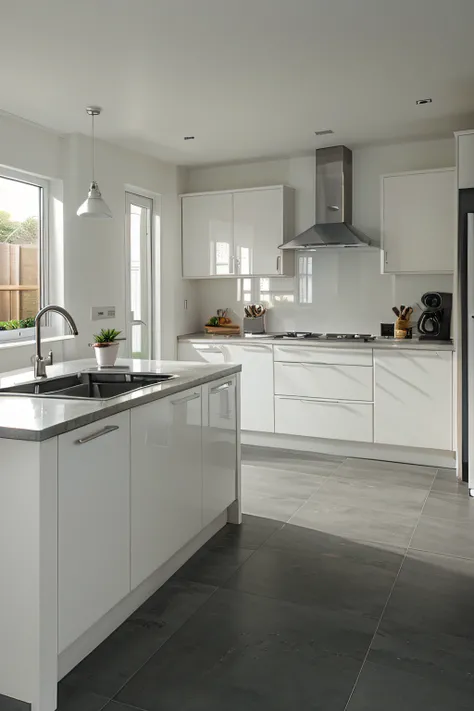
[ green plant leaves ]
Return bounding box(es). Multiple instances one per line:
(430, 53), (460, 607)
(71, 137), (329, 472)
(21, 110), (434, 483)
(93, 328), (122, 343)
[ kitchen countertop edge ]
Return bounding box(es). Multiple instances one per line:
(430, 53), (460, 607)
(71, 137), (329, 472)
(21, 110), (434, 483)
(177, 333), (455, 351)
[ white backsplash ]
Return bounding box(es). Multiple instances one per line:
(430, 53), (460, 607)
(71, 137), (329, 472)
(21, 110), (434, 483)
(197, 248), (453, 335)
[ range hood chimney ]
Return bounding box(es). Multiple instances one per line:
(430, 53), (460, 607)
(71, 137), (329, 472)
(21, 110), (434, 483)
(280, 145), (372, 250)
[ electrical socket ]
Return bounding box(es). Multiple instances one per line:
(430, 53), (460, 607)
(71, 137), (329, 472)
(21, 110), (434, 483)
(91, 306), (116, 321)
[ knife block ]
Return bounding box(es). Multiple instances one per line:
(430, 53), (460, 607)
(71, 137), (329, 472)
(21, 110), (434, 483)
(243, 315), (266, 334)
(395, 317), (412, 339)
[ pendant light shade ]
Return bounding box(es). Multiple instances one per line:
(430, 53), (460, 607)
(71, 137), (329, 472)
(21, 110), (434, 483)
(77, 107), (112, 219)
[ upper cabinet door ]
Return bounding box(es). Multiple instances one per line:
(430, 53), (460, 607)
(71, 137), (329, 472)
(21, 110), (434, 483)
(182, 193), (233, 278)
(457, 133), (474, 189)
(381, 169), (455, 274)
(234, 188), (287, 276)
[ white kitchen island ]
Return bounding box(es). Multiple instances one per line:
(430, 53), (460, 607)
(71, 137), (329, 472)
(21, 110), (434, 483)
(0, 358), (241, 711)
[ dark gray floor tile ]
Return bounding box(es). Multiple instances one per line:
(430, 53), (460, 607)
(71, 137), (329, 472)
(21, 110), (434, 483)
(0, 694), (30, 711)
(57, 684), (109, 711)
(116, 588), (369, 711)
(243, 464), (328, 500)
(369, 618), (474, 691)
(410, 515), (474, 559)
(381, 550), (474, 640)
(422, 490), (474, 522)
(314, 476), (428, 514)
(174, 541), (254, 585)
(335, 457), (436, 490)
(205, 515), (282, 551)
(225, 526), (403, 617)
(288, 497), (418, 547)
(431, 468), (468, 496)
(62, 578), (216, 698)
(346, 660), (474, 710)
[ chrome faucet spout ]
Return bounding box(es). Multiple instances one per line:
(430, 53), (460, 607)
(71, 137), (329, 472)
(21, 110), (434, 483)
(34, 305), (79, 378)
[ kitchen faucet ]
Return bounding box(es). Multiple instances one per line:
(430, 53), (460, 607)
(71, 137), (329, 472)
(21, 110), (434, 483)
(34, 305), (79, 378)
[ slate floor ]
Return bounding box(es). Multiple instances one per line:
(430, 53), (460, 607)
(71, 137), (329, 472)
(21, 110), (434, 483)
(58, 446), (474, 710)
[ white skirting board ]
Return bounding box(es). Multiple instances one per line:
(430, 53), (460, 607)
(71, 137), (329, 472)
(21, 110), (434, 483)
(58, 510), (228, 681)
(242, 431), (456, 469)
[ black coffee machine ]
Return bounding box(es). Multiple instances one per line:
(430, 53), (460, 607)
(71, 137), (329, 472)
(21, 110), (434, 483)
(417, 292), (452, 341)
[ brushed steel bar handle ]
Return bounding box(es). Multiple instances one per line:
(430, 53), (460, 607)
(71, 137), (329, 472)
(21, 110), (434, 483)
(171, 391), (200, 405)
(76, 425), (119, 445)
(210, 381), (233, 393)
(276, 254), (281, 273)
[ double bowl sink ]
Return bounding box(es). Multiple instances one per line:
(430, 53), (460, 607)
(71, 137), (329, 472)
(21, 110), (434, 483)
(0, 371), (177, 401)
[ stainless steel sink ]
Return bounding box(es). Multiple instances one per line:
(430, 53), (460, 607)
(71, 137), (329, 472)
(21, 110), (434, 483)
(0, 371), (177, 400)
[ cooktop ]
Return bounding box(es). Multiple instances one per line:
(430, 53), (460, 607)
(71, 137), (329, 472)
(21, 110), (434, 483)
(273, 332), (376, 342)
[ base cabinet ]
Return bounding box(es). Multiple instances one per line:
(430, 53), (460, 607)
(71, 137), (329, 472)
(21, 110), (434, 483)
(131, 389), (203, 589)
(202, 376), (238, 528)
(58, 412), (131, 652)
(374, 350), (452, 450)
(275, 396), (373, 443)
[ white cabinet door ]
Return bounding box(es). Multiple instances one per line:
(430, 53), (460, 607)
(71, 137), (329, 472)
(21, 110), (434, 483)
(131, 388), (203, 589)
(458, 133), (474, 189)
(202, 376), (237, 527)
(220, 343), (274, 432)
(58, 412), (131, 652)
(275, 396), (373, 443)
(178, 342), (226, 364)
(274, 362), (373, 402)
(381, 169), (455, 274)
(374, 350), (453, 450)
(182, 193), (233, 277)
(233, 188), (293, 276)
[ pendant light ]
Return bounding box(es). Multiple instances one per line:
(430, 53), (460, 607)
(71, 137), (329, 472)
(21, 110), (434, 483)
(77, 106), (112, 218)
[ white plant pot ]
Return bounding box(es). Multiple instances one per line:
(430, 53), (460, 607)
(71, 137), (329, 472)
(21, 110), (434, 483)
(93, 342), (120, 368)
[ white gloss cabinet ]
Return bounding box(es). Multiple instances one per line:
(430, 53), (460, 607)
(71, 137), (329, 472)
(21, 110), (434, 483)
(181, 186), (295, 278)
(131, 388), (203, 589)
(381, 168), (455, 274)
(182, 192), (233, 278)
(58, 412), (131, 653)
(374, 350), (453, 450)
(275, 397), (373, 443)
(202, 376), (238, 528)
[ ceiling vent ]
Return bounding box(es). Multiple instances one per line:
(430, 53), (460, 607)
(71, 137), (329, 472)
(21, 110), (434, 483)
(314, 129), (334, 136)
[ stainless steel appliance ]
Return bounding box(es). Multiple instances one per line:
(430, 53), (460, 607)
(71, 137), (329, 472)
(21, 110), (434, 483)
(279, 146), (373, 250)
(458, 194), (474, 490)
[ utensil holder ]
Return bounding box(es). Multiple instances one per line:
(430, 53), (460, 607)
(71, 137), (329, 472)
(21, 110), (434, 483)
(395, 318), (412, 339)
(243, 315), (266, 334)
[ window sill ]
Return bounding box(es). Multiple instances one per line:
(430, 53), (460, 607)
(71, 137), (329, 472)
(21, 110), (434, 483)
(0, 334), (76, 351)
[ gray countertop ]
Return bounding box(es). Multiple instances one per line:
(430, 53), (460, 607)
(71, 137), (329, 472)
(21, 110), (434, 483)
(0, 358), (241, 442)
(178, 332), (454, 351)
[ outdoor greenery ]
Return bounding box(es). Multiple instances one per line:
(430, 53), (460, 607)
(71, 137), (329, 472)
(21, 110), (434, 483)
(93, 328), (122, 344)
(0, 317), (35, 331)
(0, 211), (38, 244)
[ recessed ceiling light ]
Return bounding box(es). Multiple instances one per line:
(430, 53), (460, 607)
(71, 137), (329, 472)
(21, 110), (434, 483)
(416, 98), (432, 105)
(184, 136), (195, 140)
(314, 129), (334, 136)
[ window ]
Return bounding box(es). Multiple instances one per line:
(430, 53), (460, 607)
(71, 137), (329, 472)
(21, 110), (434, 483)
(0, 168), (48, 342)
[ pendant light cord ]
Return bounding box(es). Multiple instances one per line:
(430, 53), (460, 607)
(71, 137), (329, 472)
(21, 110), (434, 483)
(91, 112), (95, 183)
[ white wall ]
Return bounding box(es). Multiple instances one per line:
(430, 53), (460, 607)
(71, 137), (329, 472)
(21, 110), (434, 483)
(184, 138), (455, 334)
(0, 113), (199, 373)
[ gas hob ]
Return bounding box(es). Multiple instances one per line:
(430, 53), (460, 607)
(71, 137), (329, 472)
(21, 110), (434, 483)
(273, 332), (376, 342)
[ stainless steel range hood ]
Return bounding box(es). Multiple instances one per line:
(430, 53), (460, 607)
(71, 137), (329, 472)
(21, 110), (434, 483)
(280, 145), (372, 250)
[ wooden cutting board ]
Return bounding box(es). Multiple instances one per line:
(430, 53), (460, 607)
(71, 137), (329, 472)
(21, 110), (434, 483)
(204, 325), (240, 334)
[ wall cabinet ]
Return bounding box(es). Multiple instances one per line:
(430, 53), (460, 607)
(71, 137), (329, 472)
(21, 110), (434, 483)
(202, 376), (238, 528)
(178, 341), (274, 432)
(131, 388), (203, 589)
(381, 168), (455, 274)
(181, 186), (295, 278)
(374, 350), (452, 450)
(58, 412), (131, 652)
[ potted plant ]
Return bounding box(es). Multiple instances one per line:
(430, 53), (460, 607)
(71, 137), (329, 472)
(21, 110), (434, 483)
(91, 328), (122, 367)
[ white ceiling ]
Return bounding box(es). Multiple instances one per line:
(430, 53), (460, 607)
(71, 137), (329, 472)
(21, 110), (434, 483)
(2, 0), (474, 165)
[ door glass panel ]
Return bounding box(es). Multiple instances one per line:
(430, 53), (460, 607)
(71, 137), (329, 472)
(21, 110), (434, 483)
(126, 193), (154, 359)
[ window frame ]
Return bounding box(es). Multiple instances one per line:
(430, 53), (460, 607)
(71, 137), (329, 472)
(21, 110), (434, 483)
(0, 166), (49, 344)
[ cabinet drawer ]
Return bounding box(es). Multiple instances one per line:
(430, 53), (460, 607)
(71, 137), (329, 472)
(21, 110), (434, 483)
(273, 345), (373, 366)
(275, 396), (373, 443)
(274, 361), (373, 401)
